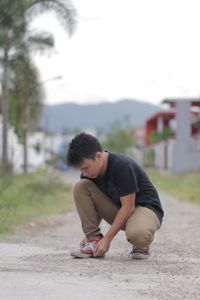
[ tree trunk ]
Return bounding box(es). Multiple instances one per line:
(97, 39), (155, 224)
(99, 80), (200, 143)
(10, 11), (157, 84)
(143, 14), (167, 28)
(1, 47), (9, 175)
(23, 107), (28, 174)
(23, 127), (28, 174)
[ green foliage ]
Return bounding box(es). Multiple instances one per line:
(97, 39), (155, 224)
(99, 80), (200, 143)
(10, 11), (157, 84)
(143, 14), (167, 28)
(45, 153), (63, 166)
(0, 0), (76, 43)
(0, 0), (76, 174)
(0, 171), (73, 233)
(143, 149), (155, 168)
(33, 142), (41, 153)
(102, 120), (135, 153)
(27, 0), (77, 36)
(150, 127), (175, 144)
(9, 55), (44, 141)
(0, 1), (26, 47)
(0, 172), (14, 196)
(62, 127), (80, 135)
(147, 170), (200, 204)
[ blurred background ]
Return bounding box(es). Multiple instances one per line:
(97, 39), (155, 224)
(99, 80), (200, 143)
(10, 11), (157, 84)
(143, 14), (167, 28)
(0, 0), (200, 232)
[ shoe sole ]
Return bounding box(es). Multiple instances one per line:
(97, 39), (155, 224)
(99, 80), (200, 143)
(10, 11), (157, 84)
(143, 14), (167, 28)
(70, 250), (105, 259)
(130, 253), (150, 260)
(70, 250), (94, 259)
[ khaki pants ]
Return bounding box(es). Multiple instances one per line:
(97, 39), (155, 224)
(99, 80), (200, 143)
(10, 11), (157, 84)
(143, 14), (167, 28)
(73, 179), (161, 248)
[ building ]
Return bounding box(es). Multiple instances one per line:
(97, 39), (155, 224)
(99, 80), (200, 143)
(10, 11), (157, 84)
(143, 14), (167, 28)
(0, 115), (47, 173)
(145, 99), (200, 174)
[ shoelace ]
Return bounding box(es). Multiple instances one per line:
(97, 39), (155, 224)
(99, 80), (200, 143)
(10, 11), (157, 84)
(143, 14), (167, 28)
(83, 241), (96, 251)
(83, 236), (102, 251)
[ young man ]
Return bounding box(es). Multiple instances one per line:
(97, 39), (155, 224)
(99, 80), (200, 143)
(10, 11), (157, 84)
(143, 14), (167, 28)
(66, 132), (164, 259)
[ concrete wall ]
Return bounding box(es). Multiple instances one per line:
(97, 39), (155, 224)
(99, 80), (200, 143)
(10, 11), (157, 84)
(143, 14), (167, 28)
(0, 115), (46, 173)
(153, 139), (174, 171)
(149, 100), (200, 174)
(154, 141), (166, 170)
(172, 101), (200, 174)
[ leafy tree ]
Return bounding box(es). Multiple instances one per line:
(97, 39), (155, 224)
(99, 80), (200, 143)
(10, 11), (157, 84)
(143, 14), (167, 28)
(9, 55), (45, 173)
(9, 56), (43, 137)
(0, 0), (76, 174)
(62, 127), (80, 135)
(102, 120), (135, 153)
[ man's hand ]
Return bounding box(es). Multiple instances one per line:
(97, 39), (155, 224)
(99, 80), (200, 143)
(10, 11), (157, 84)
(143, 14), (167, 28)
(93, 237), (110, 257)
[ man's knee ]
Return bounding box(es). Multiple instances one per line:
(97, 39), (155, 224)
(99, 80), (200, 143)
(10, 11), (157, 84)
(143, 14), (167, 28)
(73, 179), (94, 198)
(126, 228), (154, 248)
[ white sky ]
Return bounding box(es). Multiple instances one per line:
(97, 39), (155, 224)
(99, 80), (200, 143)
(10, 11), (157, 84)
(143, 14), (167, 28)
(31, 0), (200, 105)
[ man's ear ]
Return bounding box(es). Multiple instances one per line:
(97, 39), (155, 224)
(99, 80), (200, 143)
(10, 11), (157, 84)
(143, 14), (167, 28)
(95, 152), (102, 160)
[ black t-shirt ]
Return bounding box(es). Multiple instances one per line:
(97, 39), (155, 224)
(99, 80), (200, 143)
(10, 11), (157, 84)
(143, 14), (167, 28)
(82, 152), (164, 223)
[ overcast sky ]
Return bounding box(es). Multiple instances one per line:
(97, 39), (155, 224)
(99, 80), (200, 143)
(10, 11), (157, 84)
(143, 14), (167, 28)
(31, 0), (200, 106)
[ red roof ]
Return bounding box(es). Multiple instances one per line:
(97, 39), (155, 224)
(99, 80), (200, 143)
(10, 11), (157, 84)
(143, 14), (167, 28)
(146, 111), (175, 124)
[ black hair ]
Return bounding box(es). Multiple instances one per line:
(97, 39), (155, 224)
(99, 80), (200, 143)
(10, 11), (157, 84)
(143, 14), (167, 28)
(66, 132), (103, 167)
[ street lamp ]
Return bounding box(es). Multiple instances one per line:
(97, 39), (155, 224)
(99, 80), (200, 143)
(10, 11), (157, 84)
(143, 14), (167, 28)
(40, 75), (63, 165)
(40, 74), (63, 134)
(40, 75), (63, 85)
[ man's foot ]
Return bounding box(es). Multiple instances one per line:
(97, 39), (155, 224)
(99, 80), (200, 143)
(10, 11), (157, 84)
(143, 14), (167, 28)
(129, 246), (150, 260)
(70, 234), (103, 259)
(81, 234), (103, 255)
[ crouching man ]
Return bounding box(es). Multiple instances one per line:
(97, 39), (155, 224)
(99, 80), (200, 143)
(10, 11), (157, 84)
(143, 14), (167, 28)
(66, 132), (164, 259)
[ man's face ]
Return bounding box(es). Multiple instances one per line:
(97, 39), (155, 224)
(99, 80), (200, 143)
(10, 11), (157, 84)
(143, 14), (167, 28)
(78, 153), (103, 178)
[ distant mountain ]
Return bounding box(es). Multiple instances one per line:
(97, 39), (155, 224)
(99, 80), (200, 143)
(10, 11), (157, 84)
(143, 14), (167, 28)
(40, 99), (161, 133)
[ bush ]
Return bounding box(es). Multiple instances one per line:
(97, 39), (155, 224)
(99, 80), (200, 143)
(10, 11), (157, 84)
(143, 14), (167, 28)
(0, 171), (73, 233)
(143, 148), (155, 168)
(102, 121), (135, 153)
(150, 128), (175, 144)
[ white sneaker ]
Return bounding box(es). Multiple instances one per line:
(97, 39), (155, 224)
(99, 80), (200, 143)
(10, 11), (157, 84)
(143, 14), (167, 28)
(129, 246), (150, 259)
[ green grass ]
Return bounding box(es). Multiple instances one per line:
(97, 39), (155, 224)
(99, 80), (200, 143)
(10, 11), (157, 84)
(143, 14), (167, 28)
(0, 171), (73, 234)
(147, 169), (200, 204)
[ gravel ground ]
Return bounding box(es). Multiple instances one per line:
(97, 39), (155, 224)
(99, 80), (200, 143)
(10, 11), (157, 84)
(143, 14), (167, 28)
(0, 178), (200, 299)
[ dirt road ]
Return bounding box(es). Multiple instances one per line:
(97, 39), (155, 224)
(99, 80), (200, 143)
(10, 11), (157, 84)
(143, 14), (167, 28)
(0, 178), (200, 299)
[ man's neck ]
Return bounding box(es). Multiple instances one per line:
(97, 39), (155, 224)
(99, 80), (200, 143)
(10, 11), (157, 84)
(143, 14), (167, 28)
(100, 151), (109, 175)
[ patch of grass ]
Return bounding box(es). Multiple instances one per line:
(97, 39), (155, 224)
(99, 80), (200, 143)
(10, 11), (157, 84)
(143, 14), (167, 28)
(147, 169), (200, 204)
(0, 171), (73, 234)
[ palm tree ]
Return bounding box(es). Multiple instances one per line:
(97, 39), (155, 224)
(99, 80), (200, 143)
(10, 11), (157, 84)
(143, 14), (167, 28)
(8, 15), (55, 173)
(9, 53), (46, 173)
(0, 0), (76, 175)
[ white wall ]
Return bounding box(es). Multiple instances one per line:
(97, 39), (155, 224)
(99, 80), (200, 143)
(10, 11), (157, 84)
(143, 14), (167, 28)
(172, 101), (200, 174)
(0, 115), (46, 173)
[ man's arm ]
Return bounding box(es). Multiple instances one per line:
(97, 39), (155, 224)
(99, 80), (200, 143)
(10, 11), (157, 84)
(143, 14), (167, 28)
(93, 193), (136, 257)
